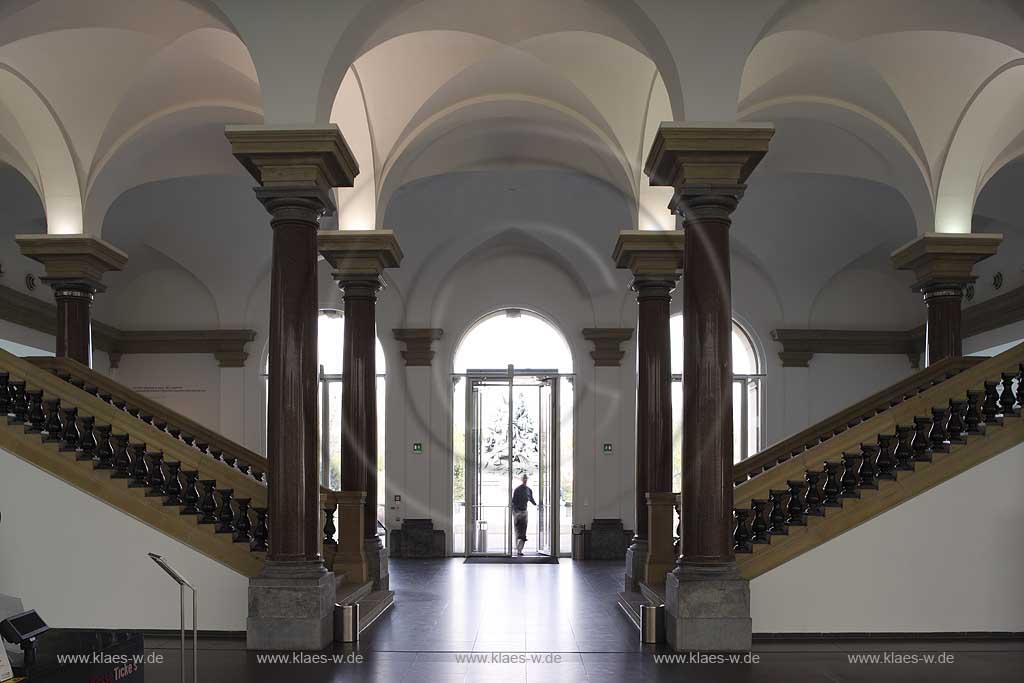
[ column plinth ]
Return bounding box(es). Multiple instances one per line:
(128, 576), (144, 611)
(645, 122), (773, 651)
(16, 235), (127, 368)
(613, 230), (683, 591)
(891, 232), (1002, 366)
(228, 124), (359, 650)
(320, 229), (402, 591)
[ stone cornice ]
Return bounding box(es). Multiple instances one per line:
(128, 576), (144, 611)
(16, 234), (128, 290)
(318, 230), (403, 283)
(582, 328), (634, 366)
(0, 283), (254, 367)
(644, 123), (775, 189)
(612, 230), (685, 280)
(891, 232), (1002, 290)
(392, 328), (443, 366)
(772, 284), (1024, 368)
(224, 124), (359, 193)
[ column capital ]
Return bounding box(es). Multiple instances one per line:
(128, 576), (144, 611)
(16, 234), (127, 291)
(225, 125), (359, 214)
(582, 328), (633, 366)
(891, 232), (1002, 291)
(645, 123), (774, 189)
(612, 230), (684, 281)
(319, 229), (403, 287)
(392, 328), (443, 366)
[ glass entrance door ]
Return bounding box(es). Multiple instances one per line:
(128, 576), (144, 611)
(465, 367), (560, 557)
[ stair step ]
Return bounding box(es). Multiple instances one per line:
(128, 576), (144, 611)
(336, 580), (374, 605)
(358, 590), (395, 633)
(615, 591), (643, 630)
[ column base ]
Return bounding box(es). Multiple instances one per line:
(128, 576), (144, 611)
(664, 563), (751, 652)
(624, 539), (648, 593)
(645, 492), (677, 588)
(366, 535), (390, 591)
(247, 560), (336, 651)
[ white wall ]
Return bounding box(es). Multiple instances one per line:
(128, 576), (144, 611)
(0, 448), (248, 630)
(112, 353), (221, 433)
(751, 441), (1024, 633)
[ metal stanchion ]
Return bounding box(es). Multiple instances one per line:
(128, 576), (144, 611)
(148, 553), (198, 683)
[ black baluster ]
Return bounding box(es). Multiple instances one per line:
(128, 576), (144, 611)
(1016, 364), (1024, 409)
(145, 452), (166, 497)
(803, 471), (824, 516)
(821, 462), (842, 507)
(25, 391), (45, 433)
(874, 434), (896, 480)
(60, 407), (80, 452)
(112, 399), (126, 411)
(768, 489), (788, 535)
(111, 434), (132, 478)
(209, 448), (223, 461)
(69, 378), (85, 391)
(84, 386), (99, 397)
(237, 463), (251, 477)
(733, 509), (753, 553)
(1000, 373), (1019, 417)
(41, 397), (62, 440)
(750, 500), (770, 543)
(982, 381), (1000, 422)
(182, 434), (195, 447)
(893, 425), (914, 470)
(929, 407), (950, 452)
(223, 456), (237, 470)
(198, 481), (218, 524)
(99, 392), (113, 404)
(140, 414), (154, 425)
(94, 425), (115, 470)
(77, 416), (98, 462)
(252, 470), (266, 483)
(839, 453), (861, 498)
(168, 427), (181, 440)
(785, 480), (806, 526)
(234, 498), (253, 544)
(9, 381), (27, 423)
(163, 462), (184, 506)
(323, 506), (338, 547)
(946, 399), (967, 444)
(857, 443), (878, 489)
(180, 471), (201, 515)
(127, 444), (149, 488)
(250, 508), (269, 552)
(911, 417), (933, 462)
(215, 489), (235, 534)
(965, 390), (985, 434)
(195, 442), (209, 455)
(154, 420), (168, 432)
(0, 372), (9, 415)
(126, 406), (140, 418)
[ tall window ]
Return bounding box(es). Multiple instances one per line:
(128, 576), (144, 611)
(670, 315), (763, 492)
(262, 311), (386, 522)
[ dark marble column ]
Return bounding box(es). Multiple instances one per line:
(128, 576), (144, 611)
(613, 231), (683, 590)
(644, 123), (773, 652)
(339, 275), (380, 541)
(891, 232), (1002, 367)
(53, 284), (95, 366)
(678, 188), (739, 575)
(16, 236), (127, 369)
(227, 124), (359, 651)
(259, 192), (324, 564)
(320, 230), (402, 591)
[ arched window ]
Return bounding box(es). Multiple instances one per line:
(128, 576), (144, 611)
(670, 315), (763, 492)
(262, 311), (386, 522)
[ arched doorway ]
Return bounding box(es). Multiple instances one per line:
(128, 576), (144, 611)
(452, 309), (574, 558)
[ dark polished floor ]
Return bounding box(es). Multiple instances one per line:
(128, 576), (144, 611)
(144, 559), (1023, 682)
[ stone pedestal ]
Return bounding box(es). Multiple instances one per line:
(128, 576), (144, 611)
(624, 539), (647, 592)
(664, 567), (751, 652)
(891, 232), (1002, 366)
(247, 561), (336, 651)
(365, 536), (389, 591)
(644, 491), (677, 587)
(333, 490), (368, 584)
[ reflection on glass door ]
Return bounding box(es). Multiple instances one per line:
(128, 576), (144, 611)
(463, 367), (564, 557)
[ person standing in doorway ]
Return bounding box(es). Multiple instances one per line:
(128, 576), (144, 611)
(512, 474), (537, 556)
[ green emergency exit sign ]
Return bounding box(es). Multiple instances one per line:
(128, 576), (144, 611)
(603, 443), (613, 454)
(413, 442), (423, 453)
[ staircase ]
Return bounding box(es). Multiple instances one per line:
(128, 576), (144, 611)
(0, 350), (391, 635)
(619, 342), (1024, 628)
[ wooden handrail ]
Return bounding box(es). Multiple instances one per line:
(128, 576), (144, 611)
(29, 355), (268, 477)
(733, 355), (985, 484)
